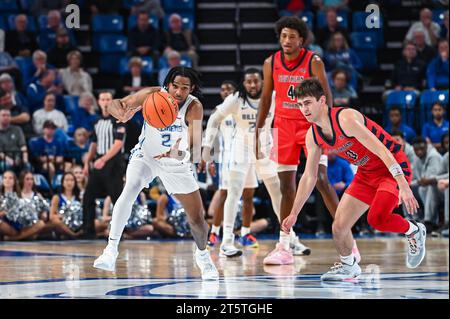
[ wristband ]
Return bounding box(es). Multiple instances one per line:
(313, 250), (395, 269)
(389, 163), (404, 177)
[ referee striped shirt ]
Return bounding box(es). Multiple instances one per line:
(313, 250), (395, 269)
(92, 116), (126, 156)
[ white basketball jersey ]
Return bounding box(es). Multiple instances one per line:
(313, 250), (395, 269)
(133, 93), (197, 162)
(219, 114), (234, 165)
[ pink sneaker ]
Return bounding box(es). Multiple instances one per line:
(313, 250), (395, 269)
(263, 243), (294, 265)
(352, 240), (361, 264)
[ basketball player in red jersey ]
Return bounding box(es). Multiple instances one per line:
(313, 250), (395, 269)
(255, 16), (360, 265)
(282, 79), (426, 281)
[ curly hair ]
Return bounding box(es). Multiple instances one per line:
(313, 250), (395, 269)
(275, 16), (309, 42)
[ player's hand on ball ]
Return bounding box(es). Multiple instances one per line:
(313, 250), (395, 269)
(399, 186), (419, 215)
(281, 213), (297, 233)
(122, 86), (161, 109)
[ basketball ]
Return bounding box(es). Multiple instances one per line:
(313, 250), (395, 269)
(142, 91), (179, 128)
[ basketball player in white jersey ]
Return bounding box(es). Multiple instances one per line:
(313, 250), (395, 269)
(202, 68), (310, 258)
(93, 67), (219, 280)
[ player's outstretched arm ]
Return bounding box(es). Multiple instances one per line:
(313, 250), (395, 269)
(338, 108), (420, 215)
(281, 128), (322, 233)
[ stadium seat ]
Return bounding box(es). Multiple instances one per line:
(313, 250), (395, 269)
(7, 14), (37, 32)
(127, 14), (159, 30)
(299, 11), (314, 30)
(432, 9), (445, 24)
(119, 56), (154, 75)
(158, 55), (192, 70)
(34, 174), (51, 193)
(97, 35), (128, 52)
(14, 56), (32, 90)
(92, 14), (124, 33)
(37, 15), (47, 29)
(350, 32), (378, 69)
(100, 53), (127, 73)
(0, 0), (19, 13)
(385, 91), (418, 126)
(317, 10), (348, 29)
(419, 89), (449, 127)
(163, 11), (194, 31)
(163, 0), (195, 12)
(63, 95), (79, 116)
(52, 174), (63, 190)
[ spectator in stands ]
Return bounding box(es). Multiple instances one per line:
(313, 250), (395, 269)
(119, 57), (153, 97)
(130, 0), (165, 20)
(19, 170), (48, 222)
(0, 73), (31, 135)
(413, 30), (437, 64)
(0, 48), (21, 88)
(327, 153), (353, 197)
(71, 92), (99, 133)
(66, 128), (90, 166)
(0, 108), (29, 172)
(385, 106), (417, 144)
(128, 11), (161, 58)
(31, 120), (65, 182)
(427, 39), (449, 90)
(48, 28), (77, 69)
(158, 50), (181, 86)
(32, 92), (68, 135)
(164, 14), (199, 69)
(422, 102), (449, 151)
(391, 129), (416, 166)
(39, 10), (75, 51)
(27, 70), (62, 112)
(314, 0), (349, 10)
(316, 8), (349, 49)
(390, 41), (426, 93)
(87, 0), (122, 15)
(5, 15), (38, 58)
(440, 10), (448, 40)
(405, 8), (441, 47)
(330, 69), (358, 108)
(324, 32), (361, 74)
(31, 0), (71, 17)
(59, 50), (93, 96)
(28, 50), (58, 86)
(305, 30), (323, 57)
(411, 136), (443, 231)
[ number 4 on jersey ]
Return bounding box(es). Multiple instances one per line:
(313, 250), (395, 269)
(287, 85), (296, 101)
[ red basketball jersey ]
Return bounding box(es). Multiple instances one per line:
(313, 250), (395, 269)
(272, 48), (315, 120)
(311, 107), (412, 177)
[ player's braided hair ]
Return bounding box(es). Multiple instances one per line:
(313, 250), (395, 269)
(163, 66), (203, 98)
(238, 68), (263, 103)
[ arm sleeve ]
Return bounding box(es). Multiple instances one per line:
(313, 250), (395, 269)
(113, 123), (126, 141)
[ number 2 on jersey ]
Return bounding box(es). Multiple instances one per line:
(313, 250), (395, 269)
(162, 134), (171, 147)
(287, 85), (296, 101)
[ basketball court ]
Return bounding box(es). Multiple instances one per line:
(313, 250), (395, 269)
(0, 237), (447, 299)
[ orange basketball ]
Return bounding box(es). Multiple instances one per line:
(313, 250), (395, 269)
(142, 91), (179, 128)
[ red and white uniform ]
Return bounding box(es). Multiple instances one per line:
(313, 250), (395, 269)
(311, 107), (413, 205)
(270, 48), (316, 166)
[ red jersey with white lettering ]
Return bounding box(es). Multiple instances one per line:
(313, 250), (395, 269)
(272, 48), (315, 120)
(311, 107), (412, 179)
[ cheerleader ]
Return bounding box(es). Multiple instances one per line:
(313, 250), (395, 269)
(49, 172), (83, 238)
(0, 170), (45, 240)
(19, 170), (49, 222)
(71, 165), (87, 201)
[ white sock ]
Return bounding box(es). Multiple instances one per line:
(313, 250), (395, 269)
(289, 228), (297, 243)
(405, 221), (419, 236)
(107, 237), (120, 251)
(279, 231), (290, 250)
(222, 171), (245, 246)
(222, 225), (234, 246)
(340, 253), (355, 266)
(241, 226), (250, 237)
(211, 225), (221, 235)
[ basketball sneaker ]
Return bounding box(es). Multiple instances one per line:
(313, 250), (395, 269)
(263, 243), (294, 265)
(93, 245), (118, 272)
(406, 221), (427, 269)
(219, 244), (243, 258)
(238, 233), (259, 248)
(208, 232), (220, 247)
(195, 249), (219, 281)
(290, 236), (311, 256)
(321, 260), (362, 281)
(352, 240), (361, 264)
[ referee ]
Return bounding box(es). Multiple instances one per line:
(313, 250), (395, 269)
(82, 91), (126, 238)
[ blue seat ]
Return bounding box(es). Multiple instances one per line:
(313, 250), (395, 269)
(19, 0), (35, 12)
(34, 174), (51, 192)
(7, 14), (37, 32)
(37, 15), (47, 29)
(119, 56), (154, 75)
(28, 137), (41, 158)
(351, 32), (378, 49)
(63, 95), (79, 116)
(52, 174), (63, 190)
(97, 35), (127, 52)
(92, 14), (124, 33)
(163, 0), (195, 11)
(385, 91), (418, 126)
(299, 11), (313, 30)
(100, 53), (127, 73)
(158, 54), (192, 70)
(0, 15), (5, 29)
(163, 11), (194, 31)
(127, 14), (159, 30)
(432, 9), (445, 24)
(0, 0), (19, 13)
(317, 10), (348, 29)
(419, 90), (449, 127)
(14, 56), (32, 90)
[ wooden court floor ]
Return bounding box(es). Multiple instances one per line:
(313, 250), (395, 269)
(0, 237), (448, 299)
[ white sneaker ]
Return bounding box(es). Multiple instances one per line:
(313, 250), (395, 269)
(406, 221), (427, 269)
(93, 246), (118, 272)
(321, 261), (362, 281)
(219, 244), (243, 258)
(290, 236), (311, 256)
(195, 249), (219, 281)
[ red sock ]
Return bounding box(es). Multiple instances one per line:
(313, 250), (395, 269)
(367, 190), (409, 233)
